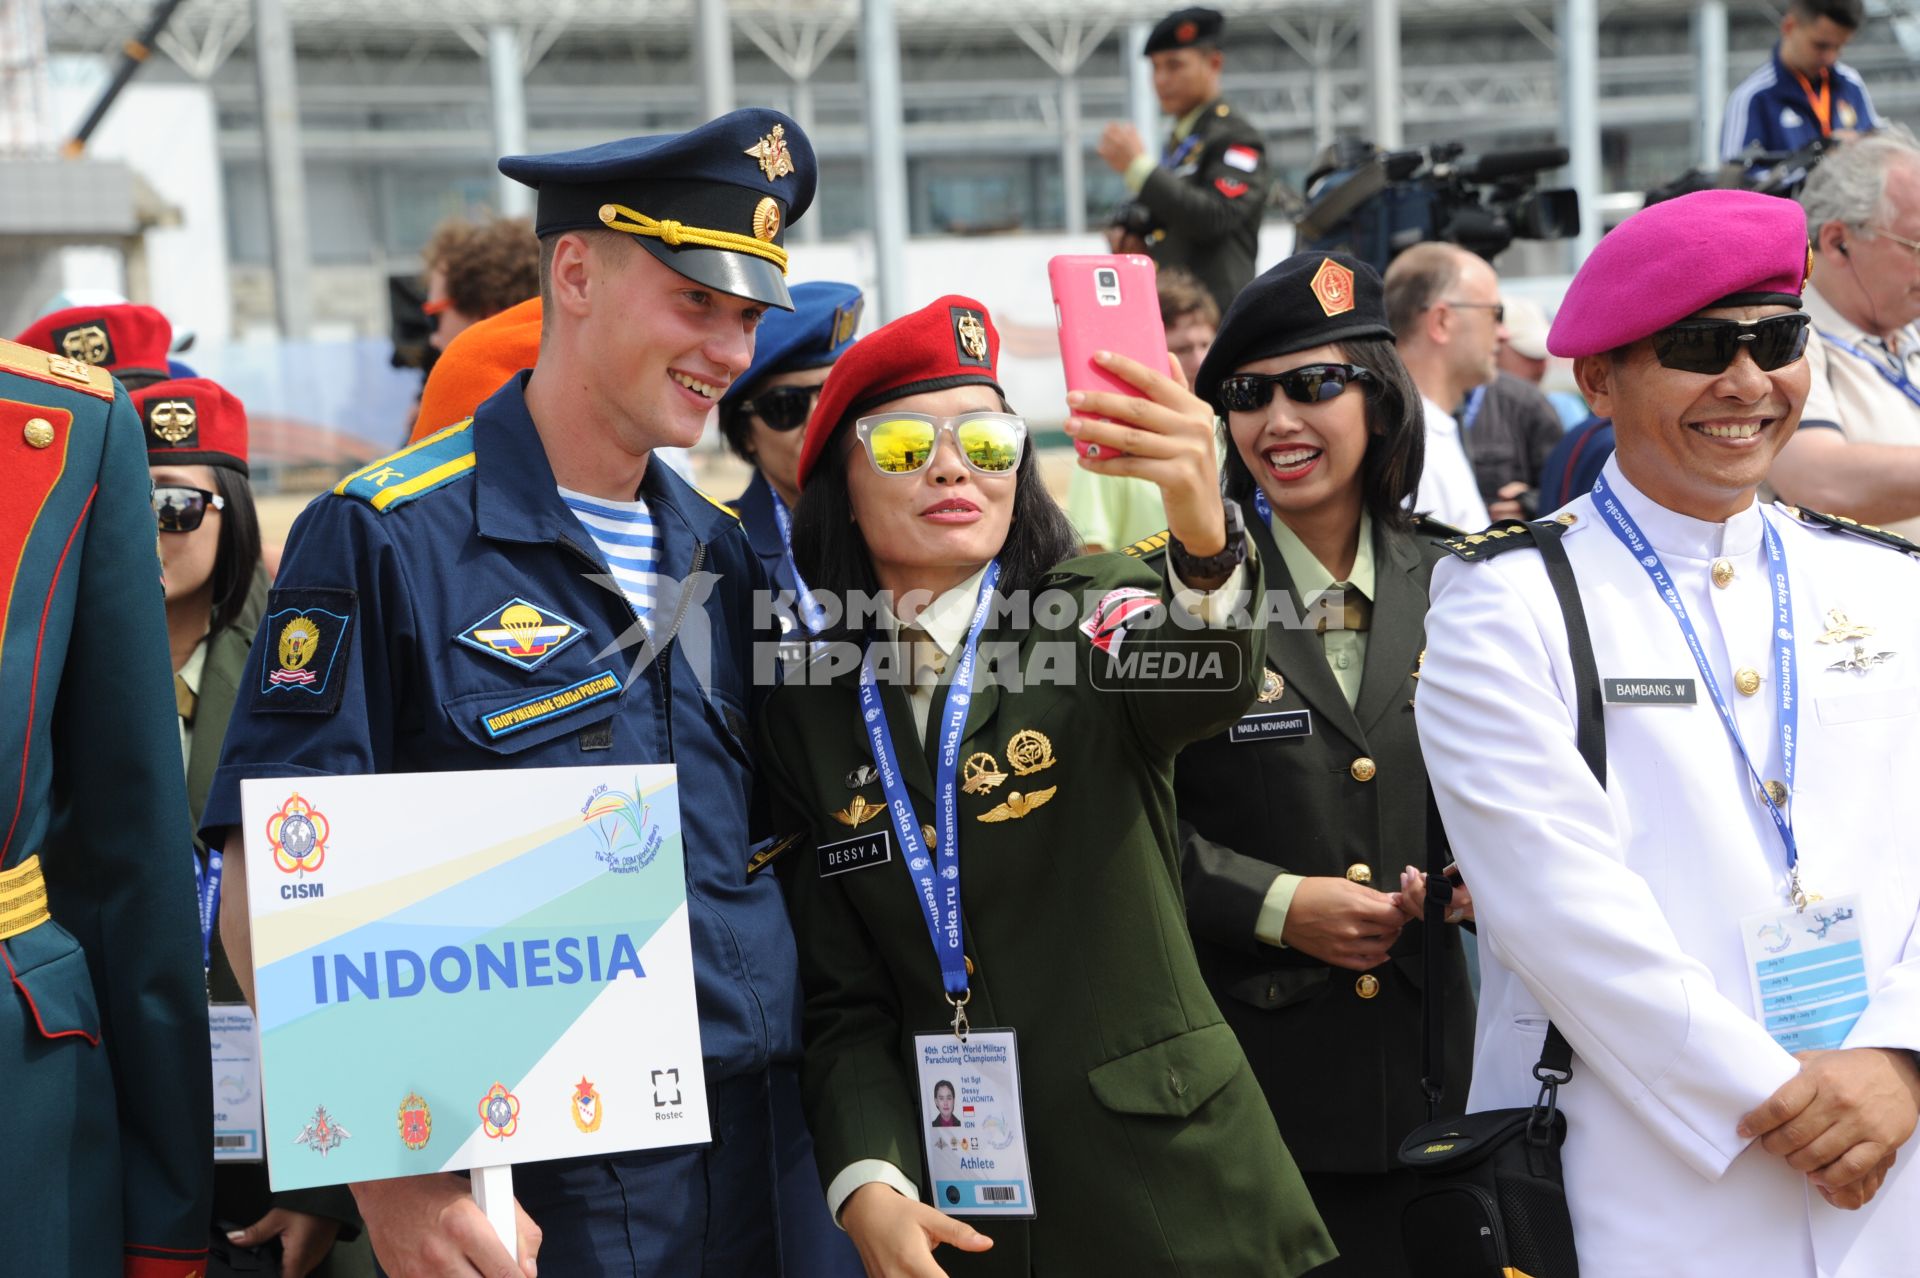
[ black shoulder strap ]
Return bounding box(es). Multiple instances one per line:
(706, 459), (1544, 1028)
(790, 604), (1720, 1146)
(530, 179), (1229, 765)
(1420, 520), (1595, 1112)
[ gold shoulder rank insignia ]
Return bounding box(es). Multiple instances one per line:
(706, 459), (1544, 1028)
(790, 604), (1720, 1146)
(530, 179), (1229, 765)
(748, 831), (804, 875)
(691, 485), (740, 519)
(1786, 505), (1920, 557)
(0, 337), (114, 400)
(1121, 529), (1171, 558)
(977, 786), (1056, 823)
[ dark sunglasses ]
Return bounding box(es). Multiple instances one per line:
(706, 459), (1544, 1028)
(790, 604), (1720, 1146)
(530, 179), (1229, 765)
(152, 484), (225, 533)
(1651, 313), (1810, 375)
(1217, 363), (1376, 413)
(740, 384), (821, 432)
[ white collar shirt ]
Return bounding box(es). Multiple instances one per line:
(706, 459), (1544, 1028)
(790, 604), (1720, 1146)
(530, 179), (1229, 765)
(1415, 394), (1492, 531)
(1802, 285), (1920, 537)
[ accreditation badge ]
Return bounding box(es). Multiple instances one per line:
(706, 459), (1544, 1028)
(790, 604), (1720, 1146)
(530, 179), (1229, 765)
(210, 1002), (266, 1162)
(913, 1029), (1036, 1218)
(1740, 892), (1870, 1053)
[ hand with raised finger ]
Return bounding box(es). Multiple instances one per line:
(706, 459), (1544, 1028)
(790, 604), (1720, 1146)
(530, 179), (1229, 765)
(354, 1173), (541, 1278)
(842, 1182), (993, 1278)
(1280, 876), (1407, 971)
(1737, 1048), (1920, 1174)
(1067, 349), (1225, 563)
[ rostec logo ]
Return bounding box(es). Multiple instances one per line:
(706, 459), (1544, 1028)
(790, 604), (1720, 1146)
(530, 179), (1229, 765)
(652, 1068), (682, 1107)
(146, 398), (198, 445)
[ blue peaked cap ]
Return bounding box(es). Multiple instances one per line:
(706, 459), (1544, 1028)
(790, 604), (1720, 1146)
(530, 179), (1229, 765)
(722, 281), (865, 406)
(500, 107), (818, 310)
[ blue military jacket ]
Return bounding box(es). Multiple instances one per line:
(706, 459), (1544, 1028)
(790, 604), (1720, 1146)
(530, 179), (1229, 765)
(731, 468), (795, 599)
(1722, 44), (1878, 161)
(204, 373), (800, 1077)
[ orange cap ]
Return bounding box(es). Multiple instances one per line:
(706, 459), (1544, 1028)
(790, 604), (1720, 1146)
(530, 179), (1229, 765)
(409, 296), (541, 442)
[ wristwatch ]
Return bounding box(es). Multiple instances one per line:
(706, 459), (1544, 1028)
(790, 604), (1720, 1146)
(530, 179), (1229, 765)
(1169, 500), (1248, 583)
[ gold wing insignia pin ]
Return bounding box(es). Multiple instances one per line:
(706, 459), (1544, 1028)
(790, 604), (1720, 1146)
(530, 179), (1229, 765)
(962, 752), (1008, 794)
(977, 787), (1057, 823)
(832, 794), (885, 827)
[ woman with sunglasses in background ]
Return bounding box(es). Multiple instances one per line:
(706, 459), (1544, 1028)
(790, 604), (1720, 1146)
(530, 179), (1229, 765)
(718, 280), (865, 642)
(136, 378), (373, 1278)
(758, 296), (1334, 1278)
(1171, 255), (1476, 1277)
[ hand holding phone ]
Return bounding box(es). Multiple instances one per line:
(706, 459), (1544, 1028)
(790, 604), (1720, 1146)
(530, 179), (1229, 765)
(1049, 254), (1171, 459)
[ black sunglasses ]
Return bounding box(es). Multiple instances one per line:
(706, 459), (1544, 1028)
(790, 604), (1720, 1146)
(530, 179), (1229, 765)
(1651, 313), (1810, 375)
(1217, 363), (1376, 413)
(152, 484), (225, 533)
(739, 384), (821, 432)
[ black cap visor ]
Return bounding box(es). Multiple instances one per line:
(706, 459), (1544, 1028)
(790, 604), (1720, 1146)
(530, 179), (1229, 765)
(634, 237), (794, 311)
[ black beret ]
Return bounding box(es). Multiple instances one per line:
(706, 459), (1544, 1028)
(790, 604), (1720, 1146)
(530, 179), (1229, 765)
(1144, 7), (1224, 54)
(1193, 252), (1395, 408)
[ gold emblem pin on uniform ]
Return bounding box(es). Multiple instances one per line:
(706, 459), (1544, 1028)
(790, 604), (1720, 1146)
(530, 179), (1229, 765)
(955, 312), (989, 362)
(744, 124), (796, 181)
(1256, 668), (1285, 703)
(961, 752), (1008, 795)
(922, 823), (938, 849)
(752, 196), (782, 242)
(1817, 609), (1875, 644)
(1005, 729), (1055, 776)
(22, 417), (54, 448)
(46, 353), (91, 383)
(1734, 667), (1761, 696)
(1711, 558), (1735, 589)
(147, 399), (197, 444)
(1355, 974), (1381, 999)
(832, 795), (885, 827)
(978, 787), (1057, 823)
(1345, 863), (1373, 885)
(1763, 780), (1790, 808)
(1349, 756), (1377, 783)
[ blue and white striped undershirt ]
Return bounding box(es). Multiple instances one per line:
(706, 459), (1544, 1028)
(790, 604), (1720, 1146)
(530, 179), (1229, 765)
(559, 485), (658, 618)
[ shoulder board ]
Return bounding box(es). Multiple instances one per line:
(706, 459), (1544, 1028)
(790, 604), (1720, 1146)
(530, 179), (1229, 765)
(333, 419), (476, 513)
(1778, 504), (1920, 557)
(691, 485), (739, 520)
(0, 338), (114, 400)
(1120, 529), (1171, 559)
(1436, 514), (1581, 562)
(1412, 514), (1465, 540)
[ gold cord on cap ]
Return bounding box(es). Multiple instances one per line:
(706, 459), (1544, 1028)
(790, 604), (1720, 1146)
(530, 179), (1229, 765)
(597, 202), (789, 275)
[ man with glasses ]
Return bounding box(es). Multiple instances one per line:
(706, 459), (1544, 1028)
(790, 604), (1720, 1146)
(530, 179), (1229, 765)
(203, 111), (857, 1278)
(1418, 189), (1920, 1275)
(1383, 242), (1497, 529)
(1769, 129), (1920, 538)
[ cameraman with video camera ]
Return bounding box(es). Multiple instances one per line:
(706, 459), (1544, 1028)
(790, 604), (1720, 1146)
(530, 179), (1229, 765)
(1099, 7), (1271, 314)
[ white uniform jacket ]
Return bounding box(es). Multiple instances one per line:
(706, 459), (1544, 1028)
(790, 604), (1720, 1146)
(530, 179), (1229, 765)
(1417, 457), (1920, 1277)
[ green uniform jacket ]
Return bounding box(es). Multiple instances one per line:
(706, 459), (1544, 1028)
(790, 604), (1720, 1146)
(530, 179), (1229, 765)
(1137, 98), (1272, 314)
(1174, 509), (1475, 1173)
(0, 343), (211, 1278)
(760, 550), (1336, 1278)
(188, 566), (370, 1272)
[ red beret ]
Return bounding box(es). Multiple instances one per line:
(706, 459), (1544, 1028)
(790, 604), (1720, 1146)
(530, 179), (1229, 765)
(133, 377), (248, 475)
(15, 304), (173, 381)
(1548, 190), (1811, 359)
(796, 294), (1002, 489)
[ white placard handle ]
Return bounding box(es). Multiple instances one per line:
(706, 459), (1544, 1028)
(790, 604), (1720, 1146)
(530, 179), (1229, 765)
(472, 1164), (517, 1259)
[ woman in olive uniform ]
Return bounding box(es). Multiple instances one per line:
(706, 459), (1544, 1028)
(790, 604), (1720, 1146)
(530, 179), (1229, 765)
(1172, 254), (1476, 1277)
(759, 295), (1334, 1278)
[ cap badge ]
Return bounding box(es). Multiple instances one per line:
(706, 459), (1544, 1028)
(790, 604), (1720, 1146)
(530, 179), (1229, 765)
(752, 196), (782, 243)
(58, 323), (110, 366)
(831, 298), (864, 346)
(745, 124), (796, 182)
(147, 398), (197, 444)
(1310, 258), (1357, 319)
(1176, 20), (1198, 41)
(955, 311), (989, 363)
(1804, 243), (1815, 289)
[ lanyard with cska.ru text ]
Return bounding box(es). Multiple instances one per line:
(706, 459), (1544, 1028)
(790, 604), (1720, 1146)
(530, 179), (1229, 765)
(1593, 473), (1809, 906)
(856, 560), (1002, 1036)
(768, 486), (828, 634)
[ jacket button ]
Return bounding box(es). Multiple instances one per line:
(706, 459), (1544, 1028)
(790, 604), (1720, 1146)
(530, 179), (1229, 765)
(1266, 980), (1279, 1003)
(1356, 973), (1381, 999)
(1345, 863), (1373, 884)
(1349, 756), (1377, 782)
(23, 417), (54, 448)
(1168, 1068), (1187, 1097)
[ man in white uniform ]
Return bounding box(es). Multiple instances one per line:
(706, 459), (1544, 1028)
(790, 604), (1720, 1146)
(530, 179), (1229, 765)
(1418, 188), (1920, 1276)
(1770, 129), (1920, 539)
(1384, 243), (1495, 530)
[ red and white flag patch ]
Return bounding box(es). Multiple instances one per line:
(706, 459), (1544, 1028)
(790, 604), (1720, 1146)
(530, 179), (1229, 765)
(1223, 145), (1260, 173)
(1080, 587), (1161, 655)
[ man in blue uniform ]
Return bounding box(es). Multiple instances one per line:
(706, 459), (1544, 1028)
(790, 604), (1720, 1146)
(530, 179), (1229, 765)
(0, 339), (212, 1277)
(207, 109), (834, 1277)
(1722, 0), (1879, 162)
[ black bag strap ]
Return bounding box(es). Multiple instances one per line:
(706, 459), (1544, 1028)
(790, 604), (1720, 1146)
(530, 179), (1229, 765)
(1418, 520), (1600, 1113)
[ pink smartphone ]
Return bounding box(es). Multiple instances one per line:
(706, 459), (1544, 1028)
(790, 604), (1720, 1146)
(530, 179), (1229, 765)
(1049, 254), (1171, 458)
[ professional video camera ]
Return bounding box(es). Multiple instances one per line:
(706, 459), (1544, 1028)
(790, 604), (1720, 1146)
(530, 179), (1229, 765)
(1295, 139), (1581, 273)
(1643, 136), (1833, 207)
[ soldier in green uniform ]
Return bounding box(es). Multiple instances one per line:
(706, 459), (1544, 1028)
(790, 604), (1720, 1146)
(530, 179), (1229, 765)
(1174, 254), (1477, 1275)
(0, 338), (211, 1277)
(1100, 6), (1273, 314)
(759, 294), (1335, 1277)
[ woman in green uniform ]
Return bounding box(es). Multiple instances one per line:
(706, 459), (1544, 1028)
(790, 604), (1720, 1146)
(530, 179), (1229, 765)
(1173, 254), (1477, 1276)
(758, 294), (1335, 1278)
(137, 377), (373, 1278)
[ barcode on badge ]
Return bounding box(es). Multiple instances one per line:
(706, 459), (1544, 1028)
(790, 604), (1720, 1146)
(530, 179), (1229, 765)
(215, 1135), (251, 1148)
(979, 1186), (1018, 1203)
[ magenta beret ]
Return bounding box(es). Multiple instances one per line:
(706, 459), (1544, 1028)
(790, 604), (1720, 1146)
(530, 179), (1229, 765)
(1547, 190), (1812, 358)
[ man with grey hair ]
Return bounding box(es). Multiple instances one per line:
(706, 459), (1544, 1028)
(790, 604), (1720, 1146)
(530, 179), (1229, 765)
(1769, 128), (1920, 537)
(1384, 243), (1495, 530)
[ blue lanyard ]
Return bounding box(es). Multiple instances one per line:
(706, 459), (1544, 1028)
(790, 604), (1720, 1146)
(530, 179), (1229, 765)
(1460, 384), (1488, 431)
(768, 487), (827, 634)
(1251, 488), (1271, 524)
(192, 844), (222, 972)
(1592, 474), (1806, 903)
(855, 561), (1001, 1031)
(1164, 134), (1201, 168)
(1815, 328), (1920, 410)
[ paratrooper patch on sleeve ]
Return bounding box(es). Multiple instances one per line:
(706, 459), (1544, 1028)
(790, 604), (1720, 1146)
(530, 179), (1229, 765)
(257, 588), (356, 714)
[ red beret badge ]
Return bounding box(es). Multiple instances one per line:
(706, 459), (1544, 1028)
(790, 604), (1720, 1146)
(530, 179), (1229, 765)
(1310, 258), (1357, 319)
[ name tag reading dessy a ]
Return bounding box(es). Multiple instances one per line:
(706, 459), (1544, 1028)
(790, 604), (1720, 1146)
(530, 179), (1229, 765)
(817, 828), (893, 877)
(1604, 678), (1698, 705)
(1230, 709), (1313, 744)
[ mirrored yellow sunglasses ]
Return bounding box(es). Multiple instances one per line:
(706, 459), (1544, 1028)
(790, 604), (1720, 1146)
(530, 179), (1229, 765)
(853, 412), (1027, 477)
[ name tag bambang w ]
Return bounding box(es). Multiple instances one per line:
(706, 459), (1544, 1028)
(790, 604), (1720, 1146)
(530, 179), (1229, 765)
(1603, 678), (1697, 705)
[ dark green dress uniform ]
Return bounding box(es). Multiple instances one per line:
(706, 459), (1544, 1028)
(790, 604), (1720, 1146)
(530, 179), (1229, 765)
(1174, 506), (1474, 1277)
(761, 550), (1337, 1278)
(0, 340), (212, 1278)
(1128, 98), (1272, 315)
